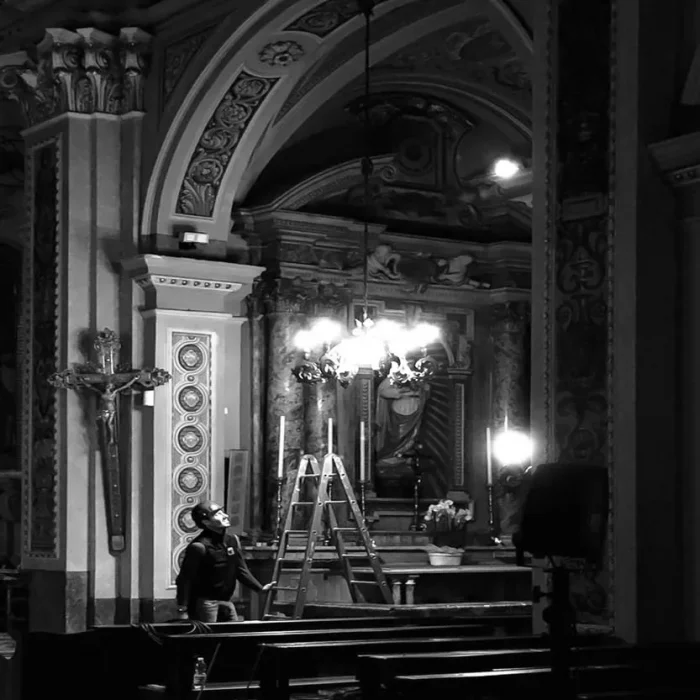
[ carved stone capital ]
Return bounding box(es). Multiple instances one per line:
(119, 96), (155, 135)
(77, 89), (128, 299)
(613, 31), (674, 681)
(250, 275), (351, 316)
(0, 27), (152, 126)
(119, 27), (152, 113)
(489, 301), (531, 335)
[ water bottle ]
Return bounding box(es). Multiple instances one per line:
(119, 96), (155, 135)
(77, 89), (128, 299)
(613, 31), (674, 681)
(192, 656), (207, 691)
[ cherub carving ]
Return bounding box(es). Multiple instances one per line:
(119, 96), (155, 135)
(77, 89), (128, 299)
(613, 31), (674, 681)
(435, 254), (475, 286)
(367, 244), (401, 280)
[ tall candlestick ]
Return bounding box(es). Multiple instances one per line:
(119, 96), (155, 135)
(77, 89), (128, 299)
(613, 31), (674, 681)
(486, 426), (493, 486)
(277, 415), (286, 479)
(359, 421), (366, 481)
(328, 417), (333, 455)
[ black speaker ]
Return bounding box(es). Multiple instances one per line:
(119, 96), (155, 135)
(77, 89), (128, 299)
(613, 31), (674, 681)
(514, 463), (609, 565)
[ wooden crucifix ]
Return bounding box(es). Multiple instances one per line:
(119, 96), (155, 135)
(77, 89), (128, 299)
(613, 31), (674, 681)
(49, 328), (171, 553)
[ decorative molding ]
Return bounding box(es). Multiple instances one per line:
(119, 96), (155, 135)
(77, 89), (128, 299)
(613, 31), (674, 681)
(0, 27), (152, 126)
(175, 70), (279, 217)
(22, 135), (62, 559)
(283, 0), (390, 39)
(170, 332), (213, 585)
(134, 274), (242, 292)
(163, 27), (211, 104)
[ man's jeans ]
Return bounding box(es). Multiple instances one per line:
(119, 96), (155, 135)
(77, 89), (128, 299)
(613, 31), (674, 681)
(194, 599), (240, 622)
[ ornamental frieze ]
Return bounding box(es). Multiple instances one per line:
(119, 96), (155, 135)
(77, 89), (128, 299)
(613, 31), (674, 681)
(0, 27), (151, 126)
(175, 71), (279, 218)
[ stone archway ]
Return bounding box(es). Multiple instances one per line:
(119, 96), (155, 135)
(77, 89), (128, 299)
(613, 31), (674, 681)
(142, 0), (533, 244)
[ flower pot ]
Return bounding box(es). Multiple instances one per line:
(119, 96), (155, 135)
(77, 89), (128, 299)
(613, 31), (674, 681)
(428, 552), (463, 567)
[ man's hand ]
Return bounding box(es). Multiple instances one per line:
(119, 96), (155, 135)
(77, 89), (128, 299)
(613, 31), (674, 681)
(261, 582), (275, 592)
(176, 608), (189, 621)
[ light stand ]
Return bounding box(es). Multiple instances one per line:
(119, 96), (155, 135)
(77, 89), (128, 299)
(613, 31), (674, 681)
(486, 483), (502, 546)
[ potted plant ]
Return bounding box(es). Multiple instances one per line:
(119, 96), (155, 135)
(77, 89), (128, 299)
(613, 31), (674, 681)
(422, 498), (474, 566)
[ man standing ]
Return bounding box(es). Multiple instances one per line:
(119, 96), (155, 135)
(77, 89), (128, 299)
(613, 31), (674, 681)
(176, 500), (272, 622)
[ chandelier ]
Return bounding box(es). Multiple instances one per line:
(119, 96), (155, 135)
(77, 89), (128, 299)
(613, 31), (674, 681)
(292, 0), (441, 388)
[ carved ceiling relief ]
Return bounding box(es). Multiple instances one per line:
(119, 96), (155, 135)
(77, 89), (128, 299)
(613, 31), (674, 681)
(162, 28), (210, 104)
(0, 27), (151, 126)
(379, 17), (531, 101)
(284, 0), (391, 39)
(275, 0), (437, 124)
(303, 92), (487, 230)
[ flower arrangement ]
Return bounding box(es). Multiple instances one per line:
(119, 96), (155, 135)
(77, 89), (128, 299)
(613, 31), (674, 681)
(423, 498), (474, 531)
(422, 498), (475, 552)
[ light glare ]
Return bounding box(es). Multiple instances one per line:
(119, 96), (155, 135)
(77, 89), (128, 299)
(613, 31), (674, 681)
(492, 158), (521, 180)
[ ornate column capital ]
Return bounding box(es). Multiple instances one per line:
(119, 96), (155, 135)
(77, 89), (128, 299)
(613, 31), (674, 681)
(249, 275), (351, 316)
(0, 27), (152, 126)
(119, 27), (152, 113)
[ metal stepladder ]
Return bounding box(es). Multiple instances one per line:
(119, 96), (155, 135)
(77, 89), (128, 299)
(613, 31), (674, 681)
(263, 453), (392, 619)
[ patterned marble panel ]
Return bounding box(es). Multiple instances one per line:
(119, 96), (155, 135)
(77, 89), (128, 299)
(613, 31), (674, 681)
(170, 333), (212, 584)
(24, 139), (60, 558)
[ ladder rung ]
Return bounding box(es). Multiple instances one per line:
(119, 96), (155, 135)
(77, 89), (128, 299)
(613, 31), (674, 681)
(341, 553), (373, 558)
(272, 586), (300, 592)
(332, 527), (357, 532)
(280, 567), (327, 573)
(327, 500), (347, 505)
(298, 474), (318, 478)
(282, 530), (309, 535)
(349, 579), (381, 586)
(291, 501), (317, 506)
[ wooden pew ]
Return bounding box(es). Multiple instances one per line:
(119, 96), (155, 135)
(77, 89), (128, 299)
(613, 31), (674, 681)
(94, 616), (487, 700)
(385, 659), (700, 700)
(358, 643), (698, 699)
(154, 622), (493, 700)
(258, 634), (594, 700)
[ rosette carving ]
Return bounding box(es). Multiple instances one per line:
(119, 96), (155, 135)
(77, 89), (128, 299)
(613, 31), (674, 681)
(176, 71), (279, 218)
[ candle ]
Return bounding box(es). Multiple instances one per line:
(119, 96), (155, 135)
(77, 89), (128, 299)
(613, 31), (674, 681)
(277, 416), (286, 479)
(328, 417), (333, 455)
(359, 421), (366, 481)
(504, 414), (509, 433)
(486, 426), (493, 486)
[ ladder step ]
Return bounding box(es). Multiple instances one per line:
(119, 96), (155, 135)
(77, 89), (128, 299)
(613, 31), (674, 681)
(349, 579), (381, 586)
(282, 530), (309, 535)
(332, 527), (358, 532)
(292, 501), (317, 506)
(272, 586), (300, 592)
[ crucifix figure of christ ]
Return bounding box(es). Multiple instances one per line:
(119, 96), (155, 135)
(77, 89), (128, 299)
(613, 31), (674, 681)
(49, 328), (171, 553)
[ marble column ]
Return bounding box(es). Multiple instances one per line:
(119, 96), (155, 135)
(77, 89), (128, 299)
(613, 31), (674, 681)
(489, 301), (530, 431)
(263, 283), (308, 532)
(489, 301), (530, 538)
(247, 286), (267, 534)
(3, 27), (151, 633)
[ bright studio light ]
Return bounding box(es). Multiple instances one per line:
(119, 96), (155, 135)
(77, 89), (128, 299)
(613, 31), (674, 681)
(492, 429), (532, 466)
(491, 158), (521, 181)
